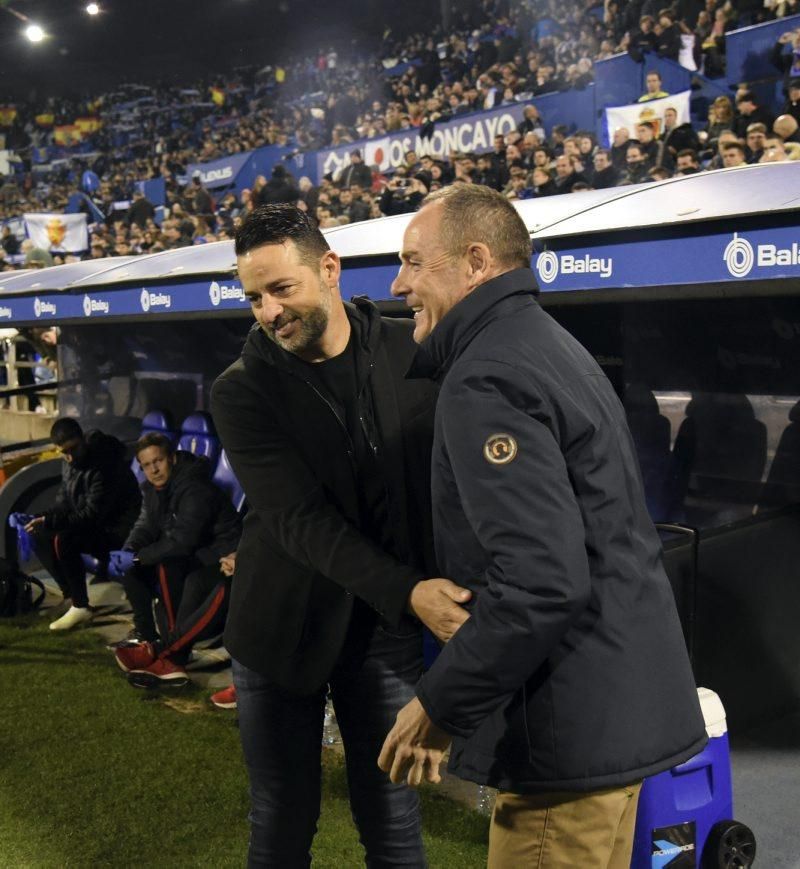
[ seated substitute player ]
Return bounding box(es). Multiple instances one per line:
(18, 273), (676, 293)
(22, 417), (141, 631)
(108, 432), (241, 677)
(115, 550), (238, 687)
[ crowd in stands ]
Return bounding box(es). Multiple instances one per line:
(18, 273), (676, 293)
(1, 0), (799, 269)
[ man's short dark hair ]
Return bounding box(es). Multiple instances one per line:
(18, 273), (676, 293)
(676, 148), (698, 162)
(637, 120), (655, 132)
(135, 432), (174, 457)
(234, 205), (330, 268)
(723, 142), (746, 155)
(737, 91), (758, 105)
(594, 148), (611, 160)
(50, 417), (83, 446)
(422, 184), (532, 270)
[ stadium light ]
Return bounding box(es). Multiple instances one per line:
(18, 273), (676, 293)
(86, 3), (100, 14)
(25, 23), (45, 42)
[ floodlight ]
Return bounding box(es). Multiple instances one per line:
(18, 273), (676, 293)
(86, 3), (100, 15)
(25, 24), (45, 42)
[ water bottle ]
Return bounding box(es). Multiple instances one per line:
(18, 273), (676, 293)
(322, 696), (340, 746)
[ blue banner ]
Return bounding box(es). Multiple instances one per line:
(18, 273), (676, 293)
(187, 152), (252, 190)
(532, 225), (800, 292)
(316, 102), (531, 178)
(726, 13), (800, 85)
(0, 278), (249, 325)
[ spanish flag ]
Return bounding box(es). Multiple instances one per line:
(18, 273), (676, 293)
(54, 125), (82, 146)
(0, 107), (17, 126)
(75, 116), (102, 135)
(210, 86), (225, 107)
(35, 113), (55, 127)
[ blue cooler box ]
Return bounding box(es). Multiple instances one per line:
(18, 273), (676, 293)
(631, 688), (755, 868)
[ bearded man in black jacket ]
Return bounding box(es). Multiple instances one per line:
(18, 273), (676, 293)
(210, 205), (471, 868)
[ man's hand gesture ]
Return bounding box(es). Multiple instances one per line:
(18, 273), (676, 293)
(408, 578), (471, 642)
(378, 697), (452, 787)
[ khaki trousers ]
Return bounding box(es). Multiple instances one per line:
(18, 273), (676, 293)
(487, 781), (642, 869)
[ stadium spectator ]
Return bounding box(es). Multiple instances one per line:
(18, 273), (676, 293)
(610, 126), (631, 169)
(1, 225), (20, 257)
(630, 16), (659, 60)
(661, 106), (701, 155)
(638, 71), (669, 102)
(771, 28), (800, 92)
(656, 11), (682, 60)
(111, 433), (241, 654)
(760, 135), (791, 161)
(127, 189), (155, 229)
(774, 112), (800, 143)
(517, 104), (546, 138)
(590, 148), (621, 187)
(379, 173), (430, 215)
(675, 148), (703, 173)
(256, 164), (300, 206)
(23, 417), (141, 631)
(531, 166), (557, 195)
(705, 95), (735, 146)
(621, 143), (652, 184)
(745, 122), (768, 162)
(636, 120), (674, 169)
(336, 149), (373, 189)
(734, 91), (775, 138)
(722, 141), (748, 166)
(782, 78), (800, 122)
(553, 153), (583, 192)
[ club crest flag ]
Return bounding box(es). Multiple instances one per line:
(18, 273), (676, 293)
(24, 213), (89, 252)
(604, 90), (691, 146)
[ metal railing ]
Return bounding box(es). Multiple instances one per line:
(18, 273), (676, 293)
(0, 334), (58, 413)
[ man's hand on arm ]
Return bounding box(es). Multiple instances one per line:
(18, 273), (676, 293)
(378, 697), (452, 787)
(407, 578), (472, 642)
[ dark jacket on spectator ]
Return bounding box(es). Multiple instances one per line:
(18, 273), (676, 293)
(408, 268), (707, 793)
(379, 187), (426, 215)
(734, 107), (775, 139)
(657, 24), (682, 60)
(123, 451), (241, 567)
(257, 167), (300, 206)
(211, 300), (438, 693)
(338, 161), (373, 190)
(590, 165), (621, 188)
(127, 196), (155, 229)
(44, 430), (141, 540)
(662, 123), (700, 155)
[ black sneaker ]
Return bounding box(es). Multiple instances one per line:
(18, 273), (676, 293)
(106, 629), (150, 650)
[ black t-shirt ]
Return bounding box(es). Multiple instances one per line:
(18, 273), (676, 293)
(300, 331), (393, 556)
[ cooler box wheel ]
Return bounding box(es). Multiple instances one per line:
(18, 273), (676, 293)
(701, 820), (756, 869)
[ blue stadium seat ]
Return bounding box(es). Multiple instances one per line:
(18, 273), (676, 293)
(212, 449), (246, 513)
(177, 412), (220, 466)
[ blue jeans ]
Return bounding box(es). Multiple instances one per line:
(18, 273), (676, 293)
(234, 620), (427, 868)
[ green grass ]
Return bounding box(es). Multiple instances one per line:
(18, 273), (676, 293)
(0, 617), (489, 868)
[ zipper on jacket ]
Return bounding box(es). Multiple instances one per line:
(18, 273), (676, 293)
(286, 369), (359, 480)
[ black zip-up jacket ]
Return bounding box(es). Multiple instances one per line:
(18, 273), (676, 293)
(44, 429), (141, 540)
(210, 299), (438, 694)
(408, 269), (707, 794)
(123, 451), (241, 567)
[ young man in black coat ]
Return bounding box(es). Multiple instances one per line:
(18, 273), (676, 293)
(381, 185), (707, 867)
(210, 205), (471, 867)
(24, 417), (141, 631)
(110, 433), (241, 685)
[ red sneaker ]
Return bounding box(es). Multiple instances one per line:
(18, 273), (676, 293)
(115, 642), (156, 673)
(127, 656), (189, 688)
(210, 684), (237, 709)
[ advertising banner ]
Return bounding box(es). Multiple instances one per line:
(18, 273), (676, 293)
(533, 224), (800, 292)
(24, 213), (89, 253)
(316, 102), (529, 178)
(604, 90), (691, 145)
(186, 152), (252, 189)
